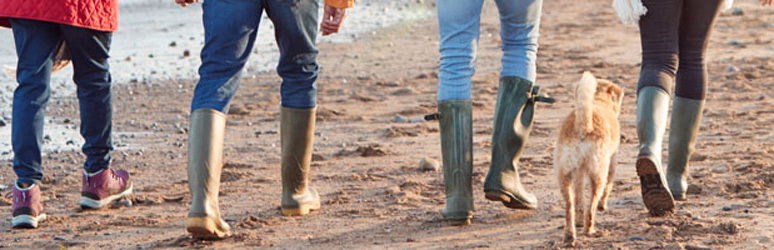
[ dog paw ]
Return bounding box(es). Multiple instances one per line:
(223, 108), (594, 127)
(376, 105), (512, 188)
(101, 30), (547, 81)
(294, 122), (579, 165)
(563, 233), (576, 247)
(585, 229), (603, 238)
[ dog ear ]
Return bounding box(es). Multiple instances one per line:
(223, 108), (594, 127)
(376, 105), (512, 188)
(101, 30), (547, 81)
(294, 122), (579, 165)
(607, 86), (625, 114)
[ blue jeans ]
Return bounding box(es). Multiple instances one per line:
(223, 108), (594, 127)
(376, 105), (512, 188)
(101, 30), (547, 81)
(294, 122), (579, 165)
(437, 0), (543, 101)
(9, 18), (114, 185)
(191, 0), (320, 113)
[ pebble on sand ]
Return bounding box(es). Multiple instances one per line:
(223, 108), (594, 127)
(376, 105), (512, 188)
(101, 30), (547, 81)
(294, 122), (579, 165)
(731, 7), (744, 16)
(418, 157), (440, 172)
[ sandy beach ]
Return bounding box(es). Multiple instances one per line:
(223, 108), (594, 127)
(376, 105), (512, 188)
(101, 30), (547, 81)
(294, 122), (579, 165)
(1, 0), (773, 249)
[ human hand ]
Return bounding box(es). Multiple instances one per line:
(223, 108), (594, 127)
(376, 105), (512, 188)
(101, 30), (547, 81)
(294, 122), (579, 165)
(761, 0), (773, 6)
(175, 0), (199, 7)
(321, 4), (347, 36)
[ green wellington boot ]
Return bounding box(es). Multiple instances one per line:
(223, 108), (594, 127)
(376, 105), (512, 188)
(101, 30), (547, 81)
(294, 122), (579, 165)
(667, 97), (704, 201)
(438, 99), (474, 225)
(484, 77), (550, 210)
(280, 107), (321, 216)
(636, 87), (675, 216)
(186, 109), (232, 239)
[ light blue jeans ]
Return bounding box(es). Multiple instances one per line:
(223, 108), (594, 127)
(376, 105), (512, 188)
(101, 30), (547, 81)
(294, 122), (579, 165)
(437, 0), (543, 101)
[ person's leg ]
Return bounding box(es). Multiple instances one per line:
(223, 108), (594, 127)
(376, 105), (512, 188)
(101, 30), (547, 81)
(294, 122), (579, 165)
(59, 24), (133, 209)
(436, 0), (484, 101)
(8, 18), (60, 229)
(435, 0), (484, 224)
(186, 0), (262, 239)
(496, 0), (542, 82)
(265, 0), (323, 216)
(59, 25), (113, 174)
(9, 19), (61, 186)
(190, 0), (262, 114)
(636, 0), (681, 216)
(483, 0), (545, 211)
(667, 0), (723, 200)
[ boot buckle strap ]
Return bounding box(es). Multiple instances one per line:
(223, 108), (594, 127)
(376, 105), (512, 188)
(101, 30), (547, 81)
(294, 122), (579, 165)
(529, 86), (556, 104)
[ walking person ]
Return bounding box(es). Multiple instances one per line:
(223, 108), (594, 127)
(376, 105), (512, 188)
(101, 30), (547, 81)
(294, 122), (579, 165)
(0, 0), (132, 228)
(174, 0), (354, 239)
(615, 0), (773, 216)
(433, 0), (554, 225)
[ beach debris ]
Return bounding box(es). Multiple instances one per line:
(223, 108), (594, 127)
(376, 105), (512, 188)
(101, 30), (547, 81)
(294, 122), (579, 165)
(418, 157), (440, 172)
(183, 50), (191, 57)
(726, 66), (740, 72)
(0, 119), (5, 127)
(731, 7), (744, 16)
(162, 195), (184, 203)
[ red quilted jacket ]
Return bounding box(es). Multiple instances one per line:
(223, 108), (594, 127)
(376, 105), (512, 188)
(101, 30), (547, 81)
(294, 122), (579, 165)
(0, 0), (119, 32)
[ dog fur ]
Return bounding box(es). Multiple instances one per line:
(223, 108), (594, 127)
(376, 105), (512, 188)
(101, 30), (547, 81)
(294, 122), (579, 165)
(553, 71), (624, 246)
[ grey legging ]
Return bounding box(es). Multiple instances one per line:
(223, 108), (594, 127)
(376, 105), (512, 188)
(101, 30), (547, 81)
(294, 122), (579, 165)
(637, 0), (724, 100)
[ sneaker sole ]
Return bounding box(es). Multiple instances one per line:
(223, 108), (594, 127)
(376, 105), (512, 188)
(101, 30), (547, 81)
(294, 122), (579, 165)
(484, 190), (537, 210)
(186, 218), (231, 240)
(636, 156), (675, 216)
(281, 203), (321, 216)
(12, 213), (47, 229)
(80, 183), (134, 209)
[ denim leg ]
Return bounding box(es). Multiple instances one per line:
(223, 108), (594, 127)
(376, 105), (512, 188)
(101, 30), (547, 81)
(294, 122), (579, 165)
(436, 0), (484, 101)
(191, 0), (263, 113)
(266, 0), (320, 109)
(495, 0), (543, 82)
(60, 25), (114, 173)
(9, 19), (62, 185)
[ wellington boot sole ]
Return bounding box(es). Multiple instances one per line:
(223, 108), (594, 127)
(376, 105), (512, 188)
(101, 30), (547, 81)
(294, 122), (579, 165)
(636, 156), (675, 216)
(186, 218), (231, 240)
(484, 190), (537, 210)
(444, 218), (472, 226)
(281, 203), (321, 216)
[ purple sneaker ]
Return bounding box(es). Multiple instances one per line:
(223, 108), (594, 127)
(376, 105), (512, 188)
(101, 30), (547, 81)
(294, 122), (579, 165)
(12, 183), (47, 229)
(80, 168), (133, 209)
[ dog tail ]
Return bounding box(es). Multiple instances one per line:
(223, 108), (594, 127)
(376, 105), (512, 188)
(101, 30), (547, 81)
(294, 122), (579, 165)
(575, 71), (597, 134)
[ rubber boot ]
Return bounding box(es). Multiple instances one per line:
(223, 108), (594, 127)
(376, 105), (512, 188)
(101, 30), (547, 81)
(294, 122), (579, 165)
(280, 107), (321, 216)
(483, 77), (539, 210)
(438, 99), (474, 225)
(635, 87), (675, 216)
(186, 109), (232, 239)
(667, 97), (704, 201)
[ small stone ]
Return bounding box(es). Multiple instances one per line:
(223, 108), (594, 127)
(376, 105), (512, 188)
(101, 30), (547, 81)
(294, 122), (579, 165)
(686, 184), (702, 195)
(418, 157), (440, 172)
(0, 119), (5, 127)
(685, 245), (711, 250)
(406, 238), (417, 242)
(727, 40), (743, 46)
(731, 7), (744, 16)
(125, 56), (134, 62)
(66, 140), (75, 145)
(183, 50), (191, 57)
(393, 115), (407, 123)
(722, 206), (732, 211)
(169, 41), (177, 47)
(54, 236), (66, 241)
(629, 236), (644, 241)
(726, 66), (740, 72)
(177, 128), (186, 134)
(134, 151), (143, 156)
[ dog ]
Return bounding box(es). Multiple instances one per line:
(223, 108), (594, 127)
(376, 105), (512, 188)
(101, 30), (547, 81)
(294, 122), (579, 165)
(553, 71), (624, 246)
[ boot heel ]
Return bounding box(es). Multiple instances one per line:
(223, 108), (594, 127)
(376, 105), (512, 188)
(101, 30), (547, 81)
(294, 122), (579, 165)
(485, 190), (537, 210)
(281, 203), (320, 216)
(636, 155), (675, 216)
(186, 217), (230, 240)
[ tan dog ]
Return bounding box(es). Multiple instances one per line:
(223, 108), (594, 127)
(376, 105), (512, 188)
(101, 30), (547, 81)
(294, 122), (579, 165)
(553, 72), (624, 246)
